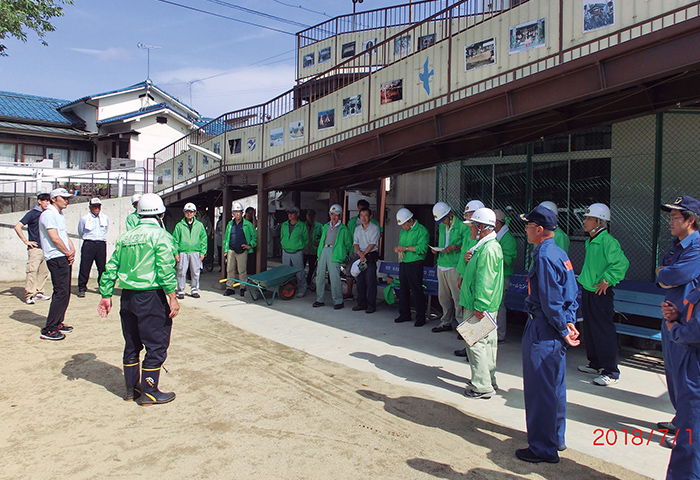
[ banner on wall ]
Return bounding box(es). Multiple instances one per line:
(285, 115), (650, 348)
(509, 18), (546, 54)
(583, 0), (614, 33)
(465, 38), (496, 71)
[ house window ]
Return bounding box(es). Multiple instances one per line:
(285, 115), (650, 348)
(0, 143), (16, 162)
(47, 148), (69, 168)
(22, 145), (44, 163)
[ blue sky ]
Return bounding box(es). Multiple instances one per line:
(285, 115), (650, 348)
(0, 0), (406, 119)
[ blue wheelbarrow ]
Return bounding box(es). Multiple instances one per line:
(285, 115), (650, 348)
(219, 265), (302, 306)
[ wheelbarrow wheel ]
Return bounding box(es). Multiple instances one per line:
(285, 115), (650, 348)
(279, 281), (296, 300)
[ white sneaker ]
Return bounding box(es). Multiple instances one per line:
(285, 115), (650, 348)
(26, 297), (35, 305)
(592, 374), (619, 386)
(34, 293), (51, 300)
(296, 291), (306, 298)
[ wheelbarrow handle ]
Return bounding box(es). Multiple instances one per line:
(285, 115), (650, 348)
(218, 278), (241, 288)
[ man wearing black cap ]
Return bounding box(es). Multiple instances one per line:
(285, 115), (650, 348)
(656, 196), (700, 437)
(516, 205), (580, 464)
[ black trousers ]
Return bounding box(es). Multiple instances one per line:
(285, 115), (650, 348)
(44, 256), (71, 334)
(356, 257), (378, 309)
(399, 261), (426, 321)
(78, 240), (106, 292)
(304, 253), (318, 285)
(581, 288), (620, 378)
(120, 289), (172, 368)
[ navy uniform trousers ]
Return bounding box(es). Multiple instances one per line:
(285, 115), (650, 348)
(522, 313), (567, 462)
(120, 289), (172, 368)
(398, 261), (426, 321)
(581, 288), (620, 379)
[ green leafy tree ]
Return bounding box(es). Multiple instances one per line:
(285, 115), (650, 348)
(0, 0), (73, 56)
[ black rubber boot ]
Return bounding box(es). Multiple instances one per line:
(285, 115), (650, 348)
(123, 360), (141, 401)
(139, 365), (176, 406)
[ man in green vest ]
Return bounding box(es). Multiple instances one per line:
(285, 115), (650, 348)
(172, 202), (208, 299)
(494, 209), (517, 343)
(125, 193), (141, 231)
(223, 201), (257, 297)
(431, 202), (467, 333)
(540, 201), (570, 252)
(460, 208), (504, 399)
(394, 208), (430, 327)
(313, 204), (353, 309)
(280, 205), (309, 298)
(577, 203), (629, 387)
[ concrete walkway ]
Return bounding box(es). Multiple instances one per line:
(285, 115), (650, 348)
(193, 270), (672, 480)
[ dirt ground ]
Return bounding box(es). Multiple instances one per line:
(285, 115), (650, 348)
(0, 283), (650, 480)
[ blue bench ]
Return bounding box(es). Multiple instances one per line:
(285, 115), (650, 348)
(378, 261), (440, 314)
(504, 270), (662, 342)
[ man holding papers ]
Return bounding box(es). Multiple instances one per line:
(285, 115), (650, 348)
(458, 207), (503, 399)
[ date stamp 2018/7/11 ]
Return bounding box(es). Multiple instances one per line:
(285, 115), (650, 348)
(593, 428), (692, 446)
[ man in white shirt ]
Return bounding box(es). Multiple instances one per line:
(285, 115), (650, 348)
(77, 198), (109, 298)
(39, 188), (76, 341)
(352, 208), (381, 313)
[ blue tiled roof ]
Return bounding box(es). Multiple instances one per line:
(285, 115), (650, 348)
(98, 102), (193, 126)
(0, 91), (84, 126)
(195, 117), (233, 136)
(61, 80), (200, 118)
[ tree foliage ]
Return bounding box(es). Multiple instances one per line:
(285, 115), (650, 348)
(0, 0), (73, 56)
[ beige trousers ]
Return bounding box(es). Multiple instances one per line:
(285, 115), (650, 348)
(25, 247), (49, 299)
(226, 250), (248, 289)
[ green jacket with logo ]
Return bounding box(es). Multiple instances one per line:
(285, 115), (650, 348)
(125, 211), (140, 231)
(280, 220), (308, 253)
(456, 234), (478, 276)
(577, 229), (629, 292)
(436, 217), (467, 268)
(555, 228), (570, 253)
(460, 237), (504, 312)
(317, 223), (353, 262)
(398, 220), (429, 263)
(100, 218), (177, 297)
(172, 217), (208, 254)
(223, 218), (257, 252)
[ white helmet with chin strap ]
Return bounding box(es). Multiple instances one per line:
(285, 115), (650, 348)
(131, 193), (142, 205)
(329, 204), (343, 215)
(432, 202), (451, 223)
(396, 208), (414, 225)
(470, 208), (496, 228)
(183, 202), (196, 212)
(232, 201), (244, 212)
(137, 193), (166, 216)
(464, 200), (485, 214)
(584, 203), (611, 221)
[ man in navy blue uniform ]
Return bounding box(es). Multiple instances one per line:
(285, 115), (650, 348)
(656, 196), (700, 436)
(661, 289), (700, 479)
(516, 205), (580, 464)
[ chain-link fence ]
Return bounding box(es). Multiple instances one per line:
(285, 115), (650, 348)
(436, 111), (700, 282)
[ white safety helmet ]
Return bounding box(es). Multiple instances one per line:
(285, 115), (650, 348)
(183, 202), (196, 212)
(131, 193), (142, 205)
(470, 207), (496, 227)
(432, 202), (451, 223)
(396, 208), (414, 225)
(329, 204), (343, 215)
(350, 258), (367, 278)
(584, 203), (611, 221)
(539, 201), (558, 214)
(464, 200), (485, 214)
(137, 193), (166, 216)
(232, 201), (244, 212)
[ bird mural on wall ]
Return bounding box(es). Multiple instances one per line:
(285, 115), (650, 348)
(419, 56), (435, 95)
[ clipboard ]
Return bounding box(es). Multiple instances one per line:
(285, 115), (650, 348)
(457, 312), (497, 346)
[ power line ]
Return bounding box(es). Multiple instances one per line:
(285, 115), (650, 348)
(269, 0), (332, 18)
(153, 0), (297, 36)
(199, 0), (309, 28)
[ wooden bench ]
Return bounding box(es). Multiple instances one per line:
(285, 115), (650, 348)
(504, 270), (662, 341)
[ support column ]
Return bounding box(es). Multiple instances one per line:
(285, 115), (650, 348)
(651, 113), (664, 281)
(221, 185), (232, 279)
(257, 176), (268, 272)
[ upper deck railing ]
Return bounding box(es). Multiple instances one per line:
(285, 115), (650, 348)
(154, 0), (700, 195)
